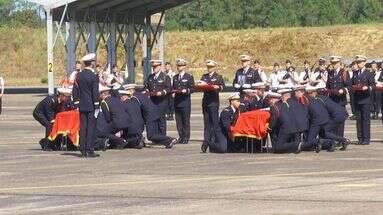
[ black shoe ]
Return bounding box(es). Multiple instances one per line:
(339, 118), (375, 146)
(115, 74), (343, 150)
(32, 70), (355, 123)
(80, 151), (87, 158)
(117, 139), (129, 149)
(315, 141), (321, 153)
(135, 137), (144, 149)
(166, 138), (177, 149)
(201, 142), (208, 153)
(361, 142), (370, 145)
(327, 142), (335, 152)
(87, 152), (100, 158)
(340, 139), (350, 151)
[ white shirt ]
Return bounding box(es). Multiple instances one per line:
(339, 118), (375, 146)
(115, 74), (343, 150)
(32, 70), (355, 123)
(69, 70), (79, 83)
(278, 70), (296, 87)
(268, 72), (280, 89)
(310, 69), (327, 86)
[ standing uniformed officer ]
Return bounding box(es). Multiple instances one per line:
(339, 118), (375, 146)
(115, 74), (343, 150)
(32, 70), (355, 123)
(0, 74), (4, 115)
(144, 60), (172, 136)
(73, 53), (100, 158)
(233, 55), (257, 97)
(349, 61), (359, 120)
(123, 84), (176, 148)
(33, 87), (72, 150)
(172, 58), (195, 144)
(352, 55), (376, 145)
(199, 60), (225, 153)
(297, 60), (311, 86)
(326, 55), (351, 137)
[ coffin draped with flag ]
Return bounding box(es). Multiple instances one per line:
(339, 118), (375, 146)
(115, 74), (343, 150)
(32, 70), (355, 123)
(48, 110), (80, 146)
(230, 110), (271, 140)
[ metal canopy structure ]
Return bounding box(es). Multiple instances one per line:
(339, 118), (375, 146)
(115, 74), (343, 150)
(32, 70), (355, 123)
(27, 0), (192, 94)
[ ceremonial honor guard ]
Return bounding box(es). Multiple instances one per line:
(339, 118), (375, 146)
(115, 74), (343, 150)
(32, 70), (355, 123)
(144, 60), (172, 136)
(352, 55), (375, 145)
(326, 55), (351, 137)
(290, 85), (309, 143)
(268, 63), (281, 91)
(33, 88), (72, 150)
(119, 87), (145, 149)
(123, 84), (176, 148)
(272, 88), (301, 154)
(165, 62), (176, 121)
(73, 53), (100, 158)
(233, 55), (257, 97)
(172, 58), (195, 144)
(215, 93), (241, 153)
(99, 85), (129, 149)
(252, 59), (268, 83)
(278, 60), (298, 88)
(199, 60), (225, 153)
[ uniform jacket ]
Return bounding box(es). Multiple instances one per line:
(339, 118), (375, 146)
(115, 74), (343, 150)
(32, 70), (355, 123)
(200, 72), (225, 107)
(73, 68), (100, 112)
(172, 72), (195, 108)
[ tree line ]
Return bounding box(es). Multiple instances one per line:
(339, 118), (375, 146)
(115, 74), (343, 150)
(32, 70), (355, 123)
(0, 0), (382, 29)
(166, 0), (383, 30)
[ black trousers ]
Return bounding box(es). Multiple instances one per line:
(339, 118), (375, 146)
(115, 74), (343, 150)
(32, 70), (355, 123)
(374, 90), (382, 115)
(155, 101), (168, 136)
(175, 106), (191, 142)
(323, 121), (347, 143)
(167, 96), (175, 115)
(355, 103), (371, 143)
(79, 111), (96, 153)
(0, 97), (2, 115)
(349, 92), (355, 115)
(202, 105), (220, 145)
(33, 113), (52, 137)
(303, 124), (326, 151)
(273, 132), (299, 153)
(146, 120), (172, 146)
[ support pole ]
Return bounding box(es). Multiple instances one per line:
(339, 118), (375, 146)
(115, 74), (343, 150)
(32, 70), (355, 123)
(158, 26), (164, 62)
(107, 17), (117, 71)
(46, 8), (54, 95)
(66, 19), (76, 77)
(142, 15), (152, 81)
(126, 17), (135, 83)
(88, 21), (97, 53)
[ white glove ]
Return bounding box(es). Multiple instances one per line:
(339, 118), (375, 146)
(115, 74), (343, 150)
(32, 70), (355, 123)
(94, 108), (100, 118)
(243, 84), (251, 89)
(234, 84), (241, 89)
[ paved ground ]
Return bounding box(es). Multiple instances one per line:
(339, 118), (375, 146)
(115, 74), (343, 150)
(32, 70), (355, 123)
(0, 93), (382, 215)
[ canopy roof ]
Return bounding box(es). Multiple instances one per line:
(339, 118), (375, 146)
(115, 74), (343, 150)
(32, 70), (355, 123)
(29, 0), (192, 23)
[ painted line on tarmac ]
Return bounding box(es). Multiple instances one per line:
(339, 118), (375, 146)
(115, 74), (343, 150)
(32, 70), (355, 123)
(0, 168), (382, 192)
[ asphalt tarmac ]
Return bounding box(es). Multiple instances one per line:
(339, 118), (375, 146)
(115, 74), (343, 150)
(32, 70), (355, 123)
(0, 94), (382, 215)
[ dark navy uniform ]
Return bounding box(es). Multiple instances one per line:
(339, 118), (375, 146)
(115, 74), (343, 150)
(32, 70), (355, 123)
(303, 96), (330, 151)
(270, 101), (300, 153)
(100, 96), (129, 132)
(352, 68), (375, 144)
(233, 67), (258, 96)
(212, 106), (239, 153)
(172, 72), (195, 144)
(200, 72), (225, 148)
(33, 95), (61, 138)
(242, 95), (268, 112)
(289, 96), (309, 142)
(319, 95), (349, 145)
(121, 96), (145, 147)
(133, 92), (174, 147)
(73, 67), (100, 155)
(326, 68), (350, 136)
(144, 71), (172, 136)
